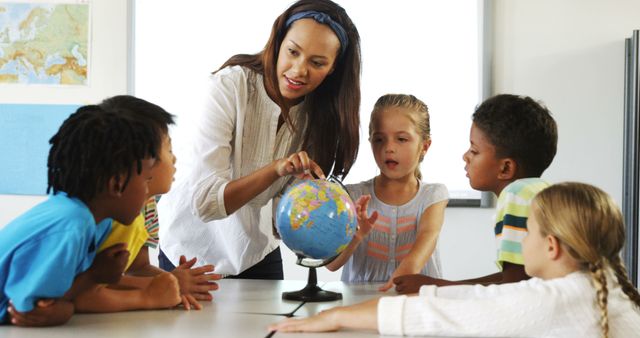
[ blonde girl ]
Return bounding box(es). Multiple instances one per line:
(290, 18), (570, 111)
(271, 182), (640, 337)
(326, 94), (449, 292)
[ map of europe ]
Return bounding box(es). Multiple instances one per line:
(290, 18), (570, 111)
(0, 3), (89, 85)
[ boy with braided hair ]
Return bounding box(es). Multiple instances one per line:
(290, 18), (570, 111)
(0, 101), (164, 326)
(73, 96), (220, 313)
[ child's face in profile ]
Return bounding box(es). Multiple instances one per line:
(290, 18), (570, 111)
(370, 108), (428, 181)
(462, 123), (502, 193)
(522, 202), (547, 279)
(112, 158), (155, 225)
(148, 134), (176, 196)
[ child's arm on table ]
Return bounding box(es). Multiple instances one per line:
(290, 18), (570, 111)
(379, 200), (447, 291)
(73, 272), (181, 312)
(325, 195), (378, 271)
(269, 297), (380, 333)
(393, 262), (529, 294)
(62, 243), (130, 300)
(7, 243), (129, 326)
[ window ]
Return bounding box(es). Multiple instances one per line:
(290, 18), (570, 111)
(134, 0), (487, 205)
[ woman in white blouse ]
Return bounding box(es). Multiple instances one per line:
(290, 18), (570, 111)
(157, 0), (362, 280)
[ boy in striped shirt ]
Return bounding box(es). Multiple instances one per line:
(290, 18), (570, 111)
(394, 94), (558, 292)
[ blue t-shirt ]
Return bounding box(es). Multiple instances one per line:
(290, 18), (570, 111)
(0, 193), (111, 321)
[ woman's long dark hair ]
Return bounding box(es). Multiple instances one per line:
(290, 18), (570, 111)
(217, 0), (361, 179)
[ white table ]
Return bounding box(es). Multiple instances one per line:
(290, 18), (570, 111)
(211, 279), (308, 315)
(0, 279), (432, 338)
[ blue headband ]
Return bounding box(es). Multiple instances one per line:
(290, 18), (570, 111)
(284, 10), (348, 59)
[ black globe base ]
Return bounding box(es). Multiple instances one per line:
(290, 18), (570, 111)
(282, 267), (342, 302)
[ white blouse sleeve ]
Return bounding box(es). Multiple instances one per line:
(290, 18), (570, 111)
(189, 69), (245, 222)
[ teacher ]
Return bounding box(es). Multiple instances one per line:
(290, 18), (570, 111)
(158, 0), (361, 279)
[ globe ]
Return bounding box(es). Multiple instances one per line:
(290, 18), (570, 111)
(275, 178), (358, 261)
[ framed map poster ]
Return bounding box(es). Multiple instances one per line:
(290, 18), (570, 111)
(0, 0), (131, 197)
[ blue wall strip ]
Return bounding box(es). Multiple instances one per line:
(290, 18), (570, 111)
(0, 104), (79, 195)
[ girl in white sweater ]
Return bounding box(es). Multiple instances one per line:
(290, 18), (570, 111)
(270, 182), (640, 337)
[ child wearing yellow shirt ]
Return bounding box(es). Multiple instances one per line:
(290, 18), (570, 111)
(74, 96), (221, 312)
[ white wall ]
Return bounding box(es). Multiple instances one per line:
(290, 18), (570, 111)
(430, 0), (640, 283)
(2, 0), (639, 283)
(492, 0), (639, 207)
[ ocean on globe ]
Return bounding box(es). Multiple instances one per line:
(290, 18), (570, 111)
(275, 179), (358, 260)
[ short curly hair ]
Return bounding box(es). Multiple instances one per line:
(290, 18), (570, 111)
(472, 94), (557, 177)
(47, 98), (164, 202)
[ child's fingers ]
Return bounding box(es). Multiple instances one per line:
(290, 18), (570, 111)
(356, 196), (371, 216)
(268, 317), (308, 332)
(185, 294), (202, 310)
(192, 292), (214, 301)
(10, 313), (34, 326)
(176, 257), (197, 269)
(191, 281), (219, 293)
(378, 279), (394, 292)
(180, 295), (191, 311)
(179, 256), (197, 268)
(368, 210), (379, 224)
(189, 264), (216, 275)
(393, 276), (408, 293)
(36, 299), (55, 307)
(194, 273), (222, 284)
(354, 195), (369, 207)
(8, 307), (39, 327)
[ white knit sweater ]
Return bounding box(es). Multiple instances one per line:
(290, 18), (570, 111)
(378, 271), (640, 337)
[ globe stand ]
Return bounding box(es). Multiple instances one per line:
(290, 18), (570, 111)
(282, 256), (342, 302)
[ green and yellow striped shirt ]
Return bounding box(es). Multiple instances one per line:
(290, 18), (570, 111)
(494, 178), (550, 268)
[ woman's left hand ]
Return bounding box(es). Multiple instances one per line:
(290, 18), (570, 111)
(275, 151), (326, 179)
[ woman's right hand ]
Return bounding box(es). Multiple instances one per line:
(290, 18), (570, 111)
(275, 151), (325, 179)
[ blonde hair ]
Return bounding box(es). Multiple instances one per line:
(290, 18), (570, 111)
(369, 94), (430, 180)
(533, 182), (640, 338)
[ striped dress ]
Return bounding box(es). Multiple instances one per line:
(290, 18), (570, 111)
(494, 177), (550, 268)
(143, 196), (160, 248)
(340, 178), (449, 283)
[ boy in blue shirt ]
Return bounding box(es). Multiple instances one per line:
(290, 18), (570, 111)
(0, 101), (162, 326)
(393, 94), (558, 292)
